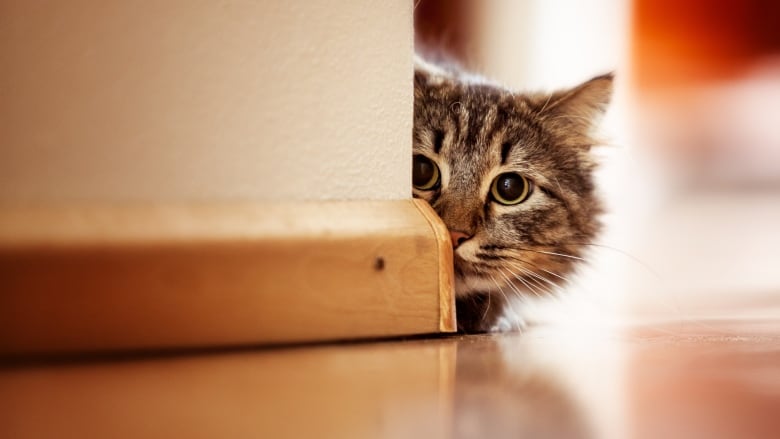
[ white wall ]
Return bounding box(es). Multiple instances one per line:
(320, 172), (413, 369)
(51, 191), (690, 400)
(474, 0), (629, 91)
(0, 1), (412, 203)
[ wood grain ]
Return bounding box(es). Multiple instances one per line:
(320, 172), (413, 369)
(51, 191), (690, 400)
(0, 200), (455, 356)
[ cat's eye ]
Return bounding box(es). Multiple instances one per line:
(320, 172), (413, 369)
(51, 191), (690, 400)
(412, 154), (440, 190)
(490, 173), (532, 205)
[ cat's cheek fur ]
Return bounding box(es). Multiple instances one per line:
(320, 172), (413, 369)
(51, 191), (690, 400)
(454, 274), (497, 298)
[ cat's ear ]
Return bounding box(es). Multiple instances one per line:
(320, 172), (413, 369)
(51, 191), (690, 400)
(537, 73), (613, 135)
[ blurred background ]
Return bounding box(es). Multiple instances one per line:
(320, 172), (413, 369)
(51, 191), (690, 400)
(416, 0), (780, 326)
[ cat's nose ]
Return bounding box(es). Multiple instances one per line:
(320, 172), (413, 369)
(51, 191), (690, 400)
(449, 230), (472, 249)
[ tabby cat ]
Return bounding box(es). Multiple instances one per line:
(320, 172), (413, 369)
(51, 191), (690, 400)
(413, 58), (612, 332)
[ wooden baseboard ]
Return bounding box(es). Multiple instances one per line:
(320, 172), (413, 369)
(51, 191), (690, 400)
(0, 199), (455, 356)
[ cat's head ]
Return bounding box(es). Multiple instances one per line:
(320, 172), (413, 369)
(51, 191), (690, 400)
(413, 62), (612, 307)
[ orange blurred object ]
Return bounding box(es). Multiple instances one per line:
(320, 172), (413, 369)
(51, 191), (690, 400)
(632, 0), (780, 89)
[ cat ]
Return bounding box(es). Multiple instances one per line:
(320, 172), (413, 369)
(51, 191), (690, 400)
(412, 57), (612, 333)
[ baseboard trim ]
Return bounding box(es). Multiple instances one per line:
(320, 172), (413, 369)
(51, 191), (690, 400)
(412, 199), (455, 332)
(0, 199), (455, 356)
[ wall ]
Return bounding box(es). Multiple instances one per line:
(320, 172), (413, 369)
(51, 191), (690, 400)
(0, 0), (412, 202)
(474, 0), (628, 91)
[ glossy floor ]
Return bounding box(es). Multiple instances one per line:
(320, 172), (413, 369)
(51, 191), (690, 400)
(1, 319), (778, 439)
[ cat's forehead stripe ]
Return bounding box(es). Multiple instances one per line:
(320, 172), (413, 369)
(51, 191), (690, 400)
(455, 100), (471, 148)
(477, 105), (499, 157)
(432, 129), (444, 154)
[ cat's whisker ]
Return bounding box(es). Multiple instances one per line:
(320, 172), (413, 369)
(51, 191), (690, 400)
(477, 243), (592, 265)
(552, 241), (662, 279)
(481, 277), (493, 324)
(490, 256), (560, 293)
(515, 272), (554, 297)
(501, 257), (567, 289)
(551, 115), (594, 123)
(517, 274), (546, 298)
(495, 268), (524, 297)
(495, 271), (536, 329)
(503, 253), (573, 284)
(500, 263), (546, 290)
(503, 259), (564, 294)
(515, 247), (586, 261)
(498, 267), (543, 299)
(551, 175), (565, 199)
(488, 273), (523, 325)
(538, 267), (570, 284)
(505, 264), (560, 297)
(498, 248), (584, 293)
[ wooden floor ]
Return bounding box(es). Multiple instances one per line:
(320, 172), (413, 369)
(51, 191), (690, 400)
(1, 319), (778, 439)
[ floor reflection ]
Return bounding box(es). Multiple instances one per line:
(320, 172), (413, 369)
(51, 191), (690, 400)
(452, 333), (605, 439)
(1, 320), (779, 438)
(629, 320), (780, 439)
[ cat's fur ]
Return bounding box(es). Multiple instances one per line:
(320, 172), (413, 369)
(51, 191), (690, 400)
(413, 58), (612, 332)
